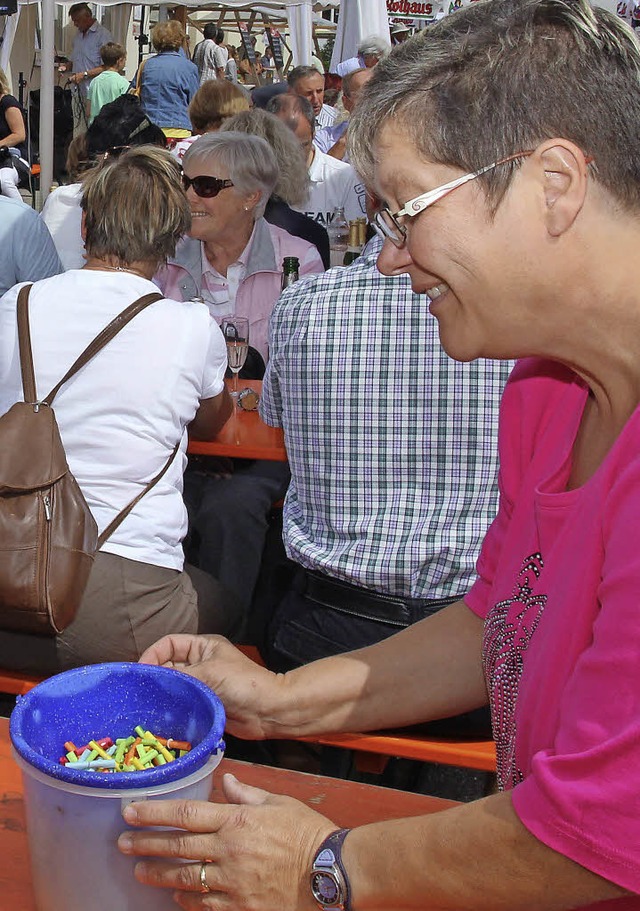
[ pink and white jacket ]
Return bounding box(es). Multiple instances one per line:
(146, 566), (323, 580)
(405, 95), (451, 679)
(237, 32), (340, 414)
(156, 218), (324, 362)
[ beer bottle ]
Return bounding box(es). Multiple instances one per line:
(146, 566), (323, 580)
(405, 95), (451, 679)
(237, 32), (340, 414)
(281, 256), (300, 289)
(343, 222), (361, 266)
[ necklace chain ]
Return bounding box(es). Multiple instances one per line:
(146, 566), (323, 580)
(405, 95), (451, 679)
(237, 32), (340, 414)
(83, 262), (149, 279)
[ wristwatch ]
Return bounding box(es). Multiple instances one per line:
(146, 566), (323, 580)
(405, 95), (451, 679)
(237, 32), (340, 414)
(83, 71), (89, 79)
(310, 828), (351, 910)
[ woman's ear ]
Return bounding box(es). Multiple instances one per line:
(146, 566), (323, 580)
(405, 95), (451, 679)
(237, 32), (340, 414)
(243, 189), (262, 213)
(536, 140), (589, 237)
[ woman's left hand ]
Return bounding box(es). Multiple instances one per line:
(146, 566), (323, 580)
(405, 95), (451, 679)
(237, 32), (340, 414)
(118, 771), (337, 910)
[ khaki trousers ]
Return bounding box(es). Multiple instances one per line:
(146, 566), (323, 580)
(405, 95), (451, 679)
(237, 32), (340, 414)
(0, 552), (240, 675)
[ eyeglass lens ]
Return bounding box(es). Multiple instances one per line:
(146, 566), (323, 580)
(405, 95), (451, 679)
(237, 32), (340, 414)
(182, 175), (233, 198)
(374, 209), (406, 248)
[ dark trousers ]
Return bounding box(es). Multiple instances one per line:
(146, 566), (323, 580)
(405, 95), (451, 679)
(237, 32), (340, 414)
(267, 569), (492, 739)
(183, 459), (291, 627)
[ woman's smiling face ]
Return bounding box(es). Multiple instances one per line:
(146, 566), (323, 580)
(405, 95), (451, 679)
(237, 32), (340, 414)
(373, 123), (544, 363)
(184, 156), (257, 247)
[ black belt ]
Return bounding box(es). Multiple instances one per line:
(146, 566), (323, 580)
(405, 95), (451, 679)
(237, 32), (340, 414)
(299, 569), (461, 628)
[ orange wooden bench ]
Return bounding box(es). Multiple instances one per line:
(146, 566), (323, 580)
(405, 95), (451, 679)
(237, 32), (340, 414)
(0, 650), (496, 774)
(0, 669), (44, 696)
(237, 646), (496, 773)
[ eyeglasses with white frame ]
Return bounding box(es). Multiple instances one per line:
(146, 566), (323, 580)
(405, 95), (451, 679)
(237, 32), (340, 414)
(374, 151), (534, 248)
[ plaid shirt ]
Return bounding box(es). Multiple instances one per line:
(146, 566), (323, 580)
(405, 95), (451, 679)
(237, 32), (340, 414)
(260, 242), (514, 599)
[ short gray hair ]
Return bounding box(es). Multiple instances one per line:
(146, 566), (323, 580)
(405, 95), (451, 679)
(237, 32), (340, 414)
(356, 35), (390, 60)
(182, 131), (278, 217)
(342, 68), (369, 98)
(287, 65), (322, 89)
(350, 0), (640, 215)
(221, 109), (309, 208)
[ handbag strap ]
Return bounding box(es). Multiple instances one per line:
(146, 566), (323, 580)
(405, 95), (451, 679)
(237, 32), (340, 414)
(97, 440), (181, 547)
(134, 58), (146, 93)
(16, 285), (163, 405)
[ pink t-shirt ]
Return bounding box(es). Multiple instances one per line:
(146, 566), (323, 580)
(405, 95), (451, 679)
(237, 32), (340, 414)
(466, 357), (640, 899)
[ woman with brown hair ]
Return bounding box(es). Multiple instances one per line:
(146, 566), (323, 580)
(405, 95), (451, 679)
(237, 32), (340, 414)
(171, 79), (250, 163)
(0, 146), (236, 674)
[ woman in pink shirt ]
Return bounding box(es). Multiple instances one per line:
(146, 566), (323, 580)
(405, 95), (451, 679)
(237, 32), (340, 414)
(121, 2), (640, 909)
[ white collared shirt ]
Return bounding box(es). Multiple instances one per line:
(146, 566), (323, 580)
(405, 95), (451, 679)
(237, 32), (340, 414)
(315, 103), (338, 129)
(200, 230), (251, 317)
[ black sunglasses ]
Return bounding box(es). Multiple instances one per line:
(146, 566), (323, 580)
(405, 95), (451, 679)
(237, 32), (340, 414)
(181, 174), (234, 198)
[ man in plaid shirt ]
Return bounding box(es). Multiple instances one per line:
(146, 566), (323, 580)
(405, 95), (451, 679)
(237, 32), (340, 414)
(260, 236), (513, 699)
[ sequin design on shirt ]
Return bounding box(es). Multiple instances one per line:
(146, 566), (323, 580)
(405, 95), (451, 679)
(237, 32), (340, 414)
(483, 552), (547, 790)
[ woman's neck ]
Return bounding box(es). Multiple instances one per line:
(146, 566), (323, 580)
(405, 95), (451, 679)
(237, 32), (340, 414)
(203, 221), (255, 277)
(83, 256), (156, 281)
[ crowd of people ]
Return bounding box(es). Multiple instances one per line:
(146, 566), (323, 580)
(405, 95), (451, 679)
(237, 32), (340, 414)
(3, 0), (640, 907)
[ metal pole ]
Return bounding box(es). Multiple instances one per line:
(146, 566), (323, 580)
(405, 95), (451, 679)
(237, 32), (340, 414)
(39, 0), (55, 200)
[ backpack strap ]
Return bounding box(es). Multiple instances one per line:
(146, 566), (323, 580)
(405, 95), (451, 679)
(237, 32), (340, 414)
(17, 286), (164, 406)
(43, 291), (164, 405)
(97, 440), (181, 548)
(16, 284), (38, 404)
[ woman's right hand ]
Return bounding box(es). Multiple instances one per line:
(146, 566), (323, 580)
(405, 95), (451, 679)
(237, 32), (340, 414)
(139, 635), (281, 740)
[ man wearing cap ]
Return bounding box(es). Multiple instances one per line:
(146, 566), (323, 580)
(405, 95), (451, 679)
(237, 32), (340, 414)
(287, 65), (337, 129)
(391, 21), (412, 43)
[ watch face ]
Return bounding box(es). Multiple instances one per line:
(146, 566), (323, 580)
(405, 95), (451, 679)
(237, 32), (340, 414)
(311, 871), (340, 904)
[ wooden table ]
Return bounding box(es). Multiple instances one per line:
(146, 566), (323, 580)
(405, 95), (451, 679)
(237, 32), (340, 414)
(0, 715), (453, 909)
(188, 380), (287, 462)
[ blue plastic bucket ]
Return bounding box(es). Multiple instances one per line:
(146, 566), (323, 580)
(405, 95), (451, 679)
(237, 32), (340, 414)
(10, 662), (226, 911)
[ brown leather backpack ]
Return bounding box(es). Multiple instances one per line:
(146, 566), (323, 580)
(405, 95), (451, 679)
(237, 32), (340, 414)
(0, 285), (178, 636)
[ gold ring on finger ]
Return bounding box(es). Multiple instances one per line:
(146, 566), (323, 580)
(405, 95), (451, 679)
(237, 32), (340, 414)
(199, 860), (211, 893)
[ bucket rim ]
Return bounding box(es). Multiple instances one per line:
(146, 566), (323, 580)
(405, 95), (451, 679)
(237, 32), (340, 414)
(11, 744), (224, 797)
(9, 662), (226, 789)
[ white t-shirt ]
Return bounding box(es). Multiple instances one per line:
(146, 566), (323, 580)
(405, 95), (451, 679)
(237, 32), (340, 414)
(296, 147), (367, 227)
(213, 43), (229, 72)
(0, 270), (227, 570)
(40, 183), (85, 271)
(171, 134), (201, 163)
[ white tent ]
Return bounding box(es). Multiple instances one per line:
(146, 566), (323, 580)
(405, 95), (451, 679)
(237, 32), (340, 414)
(6, 0), (341, 196)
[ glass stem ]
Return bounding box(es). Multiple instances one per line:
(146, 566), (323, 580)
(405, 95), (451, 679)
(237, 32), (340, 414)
(233, 371), (239, 396)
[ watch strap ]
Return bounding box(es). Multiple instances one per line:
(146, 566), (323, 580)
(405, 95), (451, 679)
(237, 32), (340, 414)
(313, 827), (351, 910)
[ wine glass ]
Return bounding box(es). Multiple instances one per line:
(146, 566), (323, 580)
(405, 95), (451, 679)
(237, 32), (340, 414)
(221, 316), (250, 400)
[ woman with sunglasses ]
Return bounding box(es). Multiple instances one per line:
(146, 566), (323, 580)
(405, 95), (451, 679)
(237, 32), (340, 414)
(156, 130), (323, 363)
(0, 146), (239, 675)
(155, 130), (324, 621)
